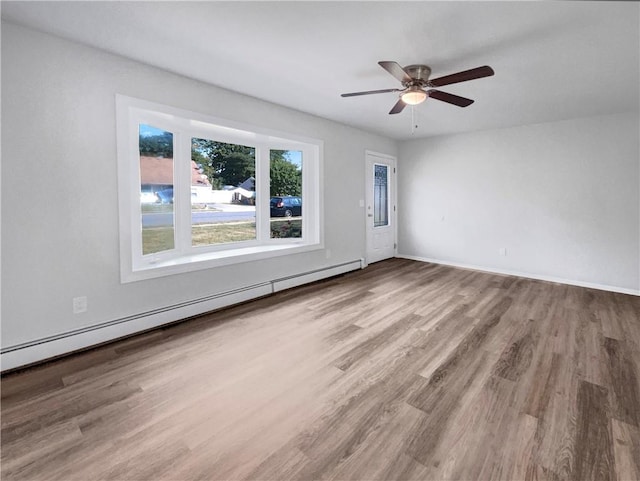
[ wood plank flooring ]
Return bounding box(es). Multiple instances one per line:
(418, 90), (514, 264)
(2, 258), (639, 481)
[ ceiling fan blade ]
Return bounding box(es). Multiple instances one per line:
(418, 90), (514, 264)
(428, 90), (474, 107)
(429, 65), (494, 87)
(378, 61), (413, 84)
(389, 98), (406, 115)
(341, 88), (401, 97)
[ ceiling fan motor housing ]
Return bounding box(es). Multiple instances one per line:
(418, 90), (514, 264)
(403, 65), (432, 87)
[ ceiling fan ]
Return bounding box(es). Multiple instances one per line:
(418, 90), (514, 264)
(341, 61), (494, 114)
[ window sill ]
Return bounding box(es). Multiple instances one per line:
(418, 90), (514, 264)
(123, 241), (323, 283)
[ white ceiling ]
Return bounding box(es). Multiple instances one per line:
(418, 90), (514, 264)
(2, 1), (639, 140)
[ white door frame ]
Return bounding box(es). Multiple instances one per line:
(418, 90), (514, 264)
(365, 150), (397, 265)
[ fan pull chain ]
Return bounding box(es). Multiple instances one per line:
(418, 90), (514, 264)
(411, 106), (418, 134)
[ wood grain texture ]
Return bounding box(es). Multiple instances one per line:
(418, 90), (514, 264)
(2, 258), (639, 481)
(573, 380), (615, 481)
(611, 418), (640, 481)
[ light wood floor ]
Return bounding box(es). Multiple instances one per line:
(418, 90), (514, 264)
(2, 259), (639, 481)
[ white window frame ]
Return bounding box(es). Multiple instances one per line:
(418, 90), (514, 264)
(116, 95), (323, 283)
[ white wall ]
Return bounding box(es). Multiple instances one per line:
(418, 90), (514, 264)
(398, 112), (640, 294)
(0, 22), (396, 365)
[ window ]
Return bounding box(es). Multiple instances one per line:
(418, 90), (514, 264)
(117, 96), (322, 282)
(139, 124), (175, 254)
(190, 138), (257, 247)
(270, 149), (303, 239)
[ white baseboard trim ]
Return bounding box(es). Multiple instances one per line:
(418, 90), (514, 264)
(272, 260), (362, 292)
(397, 254), (640, 297)
(1, 260), (362, 372)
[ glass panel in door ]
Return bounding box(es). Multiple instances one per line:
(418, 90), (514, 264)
(374, 163), (389, 227)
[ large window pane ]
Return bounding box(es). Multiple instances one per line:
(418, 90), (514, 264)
(374, 164), (389, 227)
(139, 124), (174, 255)
(270, 150), (302, 239)
(191, 138), (256, 246)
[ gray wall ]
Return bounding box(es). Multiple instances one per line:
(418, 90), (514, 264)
(1, 22), (396, 350)
(398, 112), (640, 293)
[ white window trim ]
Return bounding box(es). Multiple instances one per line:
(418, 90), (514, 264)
(116, 95), (323, 283)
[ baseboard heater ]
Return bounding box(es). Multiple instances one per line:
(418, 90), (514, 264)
(1, 259), (365, 372)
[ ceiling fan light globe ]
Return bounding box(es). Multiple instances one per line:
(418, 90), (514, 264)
(401, 89), (427, 105)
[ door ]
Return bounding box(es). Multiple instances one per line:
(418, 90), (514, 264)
(365, 152), (396, 264)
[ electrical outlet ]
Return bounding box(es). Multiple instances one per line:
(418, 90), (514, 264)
(73, 296), (87, 314)
(326, 249), (332, 259)
(499, 247), (507, 256)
